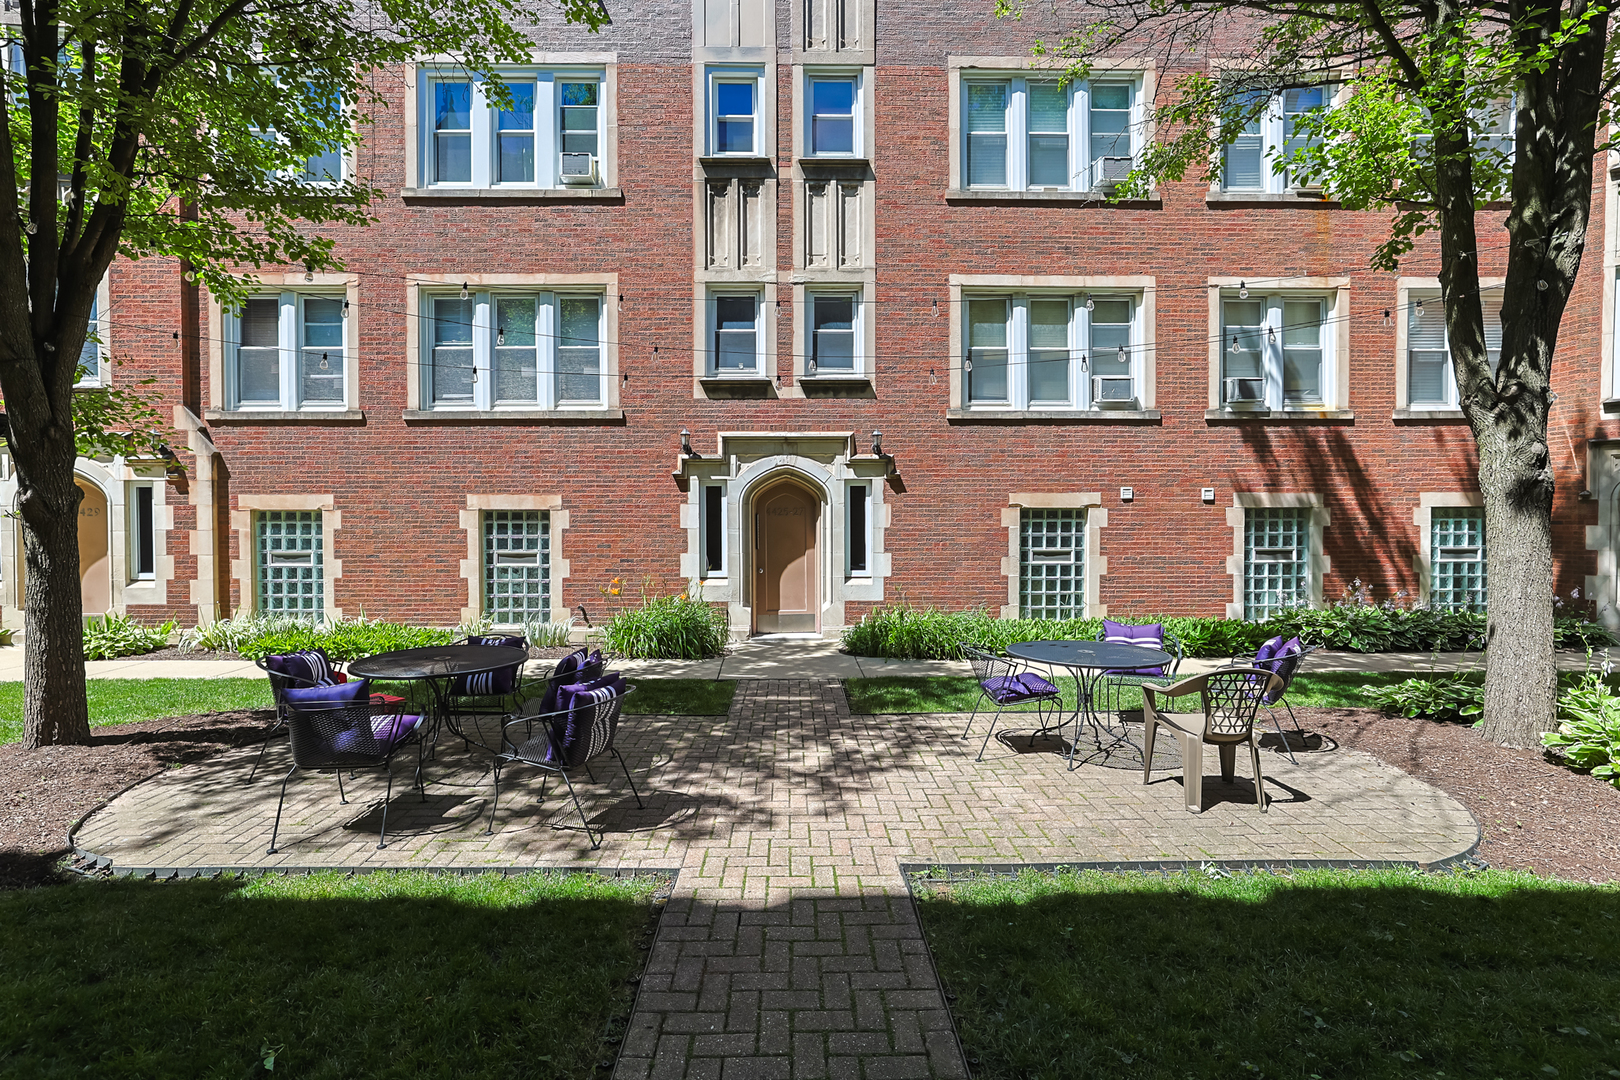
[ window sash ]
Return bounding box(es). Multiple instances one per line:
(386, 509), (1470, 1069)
(1221, 293), (1333, 410)
(1407, 289), (1503, 406)
(427, 290), (604, 410)
(1020, 508), (1085, 618)
(963, 293), (1142, 410)
(713, 76), (759, 155)
(230, 292), (347, 411)
(130, 484), (155, 580)
(963, 75), (1141, 192)
(809, 294), (858, 373)
(423, 71), (603, 188)
(712, 295), (761, 374)
(701, 485), (727, 577)
(847, 484), (870, 576)
(1221, 86), (1334, 193)
(809, 77), (856, 156)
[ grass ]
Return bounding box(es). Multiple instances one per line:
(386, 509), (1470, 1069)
(912, 867), (1620, 1080)
(0, 678), (273, 744)
(622, 678), (734, 715)
(0, 869), (663, 1078)
(842, 672), (1424, 715)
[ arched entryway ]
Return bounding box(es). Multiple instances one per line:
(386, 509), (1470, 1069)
(76, 476), (111, 616)
(753, 477), (821, 634)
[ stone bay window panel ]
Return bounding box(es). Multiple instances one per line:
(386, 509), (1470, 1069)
(802, 179), (864, 270)
(707, 178), (766, 270)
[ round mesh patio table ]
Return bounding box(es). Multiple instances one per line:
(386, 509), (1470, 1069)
(348, 645), (529, 754)
(1005, 640), (1173, 770)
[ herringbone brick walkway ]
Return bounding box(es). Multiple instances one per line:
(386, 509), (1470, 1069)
(74, 679), (1478, 1078)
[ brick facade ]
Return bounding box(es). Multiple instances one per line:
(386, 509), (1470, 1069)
(10, 0), (1615, 634)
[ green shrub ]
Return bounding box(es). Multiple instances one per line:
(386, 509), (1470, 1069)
(600, 582), (729, 659)
(180, 613), (457, 661)
(523, 619), (575, 648)
(1543, 663), (1620, 788)
(83, 613), (176, 660)
(1359, 674), (1484, 722)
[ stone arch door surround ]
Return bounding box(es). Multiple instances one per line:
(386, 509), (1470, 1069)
(753, 476), (821, 634)
(76, 475), (111, 616)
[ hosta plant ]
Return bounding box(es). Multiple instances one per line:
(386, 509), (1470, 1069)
(1543, 662), (1620, 788)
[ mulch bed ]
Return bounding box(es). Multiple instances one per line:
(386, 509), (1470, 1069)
(0, 710), (272, 889)
(115, 647), (251, 663)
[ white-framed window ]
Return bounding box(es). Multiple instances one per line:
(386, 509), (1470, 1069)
(1244, 507), (1308, 619)
(128, 482), (155, 581)
(1020, 508), (1085, 618)
(420, 69), (604, 188)
(248, 83), (347, 186)
(847, 482), (871, 577)
(424, 290), (604, 410)
(709, 70), (762, 156)
(1220, 291), (1334, 410)
(1221, 85), (1332, 193)
(808, 75), (858, 156)
(808, 292), (860, 376)
(1407, 288), (1503, 407)
(483, 509), (550, 623)
(226, 292), (346, 411)
(257, 510), (324, 617)
(709, 292), (764, 375)
(965, 292), (1142, 409)
(1430, 507), (1486, 612)
(962, 74), (1142, 191)
(76, 288), (103, 387)
(701, 484), (728, 579)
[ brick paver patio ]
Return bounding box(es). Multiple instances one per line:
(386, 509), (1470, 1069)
(74, 679), (1478, 1078)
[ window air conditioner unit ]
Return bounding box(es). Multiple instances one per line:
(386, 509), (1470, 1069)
(559, 153), (598, 185)
(1095, 156), (1134, 189)
(1091, 375), (1136, 407)
(1224, 376), (1267, 410)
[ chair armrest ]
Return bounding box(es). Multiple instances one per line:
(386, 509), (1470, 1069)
(1144, 673), (1208, 703)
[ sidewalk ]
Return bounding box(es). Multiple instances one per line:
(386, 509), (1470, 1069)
(0, 638), (1600, 682)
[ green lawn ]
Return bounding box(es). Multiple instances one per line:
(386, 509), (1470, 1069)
(0, 870), (662, 1078)
(913, 867), (1620, 1080)
(621, 678), (734, 715)
(844, 672), (1459, 715)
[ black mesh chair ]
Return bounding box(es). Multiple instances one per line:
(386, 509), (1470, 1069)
(443, 635), (530, 740)
(958, 644), (1065, 762)
(1142, 668), (1283, 814)
(487, 684), (642, 849)
(267, 697), (425, 854)
(1094, 626), (1185, 717)
(1231, 641), (1320, 763)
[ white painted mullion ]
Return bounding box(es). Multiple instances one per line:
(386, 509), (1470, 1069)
(1131, 296), (1144, 402)
(473, 292), (493, 410)
(1076, 298), (1092, 409)
(1265, 95), (1286, 194)
(537, 292), (557, 409)
(1320, 296), (1334, 408)
(1011, 296), (1030, 410)
(471, 80), (492, 188)
(279, 291), (297, 410)
(1009, 78), (1028, 191)
(535, 73), (557, 188)
(1265, 296), (1284, 409)
(1071, 81), (1086, 191)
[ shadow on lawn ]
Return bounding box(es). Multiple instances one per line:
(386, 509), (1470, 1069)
(0, 871), (665, 1079)
(914, 869), (1620, 1080)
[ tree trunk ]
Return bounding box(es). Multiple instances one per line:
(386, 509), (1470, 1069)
(18, 462), (90, 749)
(1476, 437), (1558, 746)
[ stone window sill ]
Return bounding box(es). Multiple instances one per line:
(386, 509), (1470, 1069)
(1205, 191), (1338, 208)
(698, 156), (775, 178)
(1603, 397), (1620, 414)
(699, 376), (774, 399)
(944, 188), (1161, 208)
(1205, 408), (1355, 422)
(399, 187), (623, 204)
(203, 409), (365, 423)
(947, 408), (1162, 423)
(1393, 407), (1468, 422)
(400, 408), (624, 423)
(798, 157), (871, 177)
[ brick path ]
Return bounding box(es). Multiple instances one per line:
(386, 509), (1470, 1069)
(74, 679), (1478, 1078)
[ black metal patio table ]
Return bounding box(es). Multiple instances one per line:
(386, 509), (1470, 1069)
(347, 645), (529, 755)
(1004, 639), (1174, 770)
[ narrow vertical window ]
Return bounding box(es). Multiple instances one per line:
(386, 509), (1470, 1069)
(484, 510), (550, 623)
(847, 484), (869, 575)
(1223, 90), (1266, 190)
(810, 78), (855, 155)
(1088, 82), (1133, 187)
(497, 80), (536, 183)
(1407, 295), (1450, 406)
(715, 80), (757, 154)
(299, 296), (344, 405)
(714, 295), (759, 372)
(966, 82), (1009, 187)
(1222, 300), (1266, 405)
(434, 81), (472, 182)
(558, 81), (600, 181)
(967, 298), (1010, 403)
(1431, 508), (1486, 612)
(1026, 81), (1069, 188)
(257, 510), (323, 617)
(703, 485), (726, 576)
(1020, 508), (1084, 618)
(1027, 298), (1071, 403)
(557, 296), (603, 402)
(1089, 298), (1134, 404)
(237, 297), (282, 405)
(1281, 299), (1324, 404)
(494, 296), (539, 404)
(1244, 508), (1307, 619)
(77, 290), (101, 385)
(131, 484), (155, 579)
(811, 295), (856, 373)
(432, 296), (476, 404)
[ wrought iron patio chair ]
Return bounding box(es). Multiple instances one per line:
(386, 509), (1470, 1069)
(1094, 622), (1185, 717)
(487, 683), (642, 849)
(267, 695), (426, 854)
(958, 644), (1065, 762)
(1141, 667), (1283, 814)
(442, 635), (530, 745)
(250, 648), (404, 783)
(1231, 638), (1320, 763)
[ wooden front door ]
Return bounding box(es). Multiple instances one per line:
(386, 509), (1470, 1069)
(756, 484), (818, 633)
(76, 478), (111, 617)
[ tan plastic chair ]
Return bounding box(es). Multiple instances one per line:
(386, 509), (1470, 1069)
(1141, 667), (1283, 814)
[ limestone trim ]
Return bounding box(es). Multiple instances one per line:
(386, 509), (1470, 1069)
(948, 275), (1158, 412)
(458, 494), (571, 625)
(229, 493), (342, 620)
(405, 272), (620, 413)
(1224, 492), (1330, 618)
(175, 407), (222, 624)
(1412, 492), (1485, 608)
(1205, 277), (1352, 414)
(790, 0), (877, 64)
(207, 273), (361, 414)
(1000, 493), (1108, 619)
(1392, 276), (1505, 412)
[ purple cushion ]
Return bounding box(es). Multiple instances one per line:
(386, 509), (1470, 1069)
(1252, 636), (1303, 703)
(1101, 619), (1167, 677)
(980, 672), (1060, 705)
(333, 713), (422, 753)
(266, 648), (341, 688)
(1253, 635), (1285, 664)
(539, 648), (590, 715)
(466, 635), (525, 649)
(282, 678), (370, 707)
(548, 675), (627, 767)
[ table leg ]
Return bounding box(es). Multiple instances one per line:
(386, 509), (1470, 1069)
(1066, 667), (1144, 771)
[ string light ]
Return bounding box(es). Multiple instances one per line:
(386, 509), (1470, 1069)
(1414, 298), (1425, 321)
(931, 298), (938, 317)
(1239, 281), (1248, 299)
(496, 327), (505, 346)
(1382, 308), (1391, 326)
(1085, 295), (1095, 311)
(341, 298), (350, 317)
(459, 282), (469, 300)
(929, 367), (938, 385)
(319, 352), (329, 370)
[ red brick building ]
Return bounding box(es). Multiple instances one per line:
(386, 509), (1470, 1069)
(8, 0), (1616, 636)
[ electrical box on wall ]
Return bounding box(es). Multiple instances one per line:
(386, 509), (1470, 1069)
(1119, 487), (1134, 502)
(1201, 488), (1216, 504)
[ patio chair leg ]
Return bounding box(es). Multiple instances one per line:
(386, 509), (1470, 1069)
(961, 698), (981, 739)
(1141, 714), (1159, 784)
(246, 717), (282, 784)
(1180, 735), (1204, 813)
(559, 768), (600, 850)
(1269, 708), (1299, 765)
(378, 762), (394, 849)
(267, 765), (296, 854)
(1249, 738), (1268, 813)
(487, 761), (503, 834)
(975, 710), (1002, 762)
(613, 747), (644, 809)
(336, 770), (347, 804)
(584, 761), (598, 783)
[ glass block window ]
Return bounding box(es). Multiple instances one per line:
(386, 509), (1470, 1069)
(1431, 508), (1486, 611)
(484, 510), (550, 623)
(1244, 508), (1308, 619)
(257, 510), (323, 616)
(1020, 508), (1085, 619)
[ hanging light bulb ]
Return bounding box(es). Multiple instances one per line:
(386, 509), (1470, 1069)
(304, 269), (314, 283)
(932, 298), (939, 318)
(1414, 298), (1425, 321)
(963, 358), (973, 372)
(1085, 295), (1095, 312)
(622, 369), (628, 384)
(1117, 346), (1127, 365)
(460, 282), (469, 300)
(496, 327), (505, 347)
(618, 293), (624, 312)
(1239, 281), (1248, 299)
(319, 352), (329, 371)
(808, 357), (818, 375)
(341, 297), (350, 317)
(929, 367), (938, 386)
(1080, 352), (1088, 371)
(1381, 308), (1391, 327)
(1267, 325), (1277, 343)
(1231, 334), (1244, 353)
